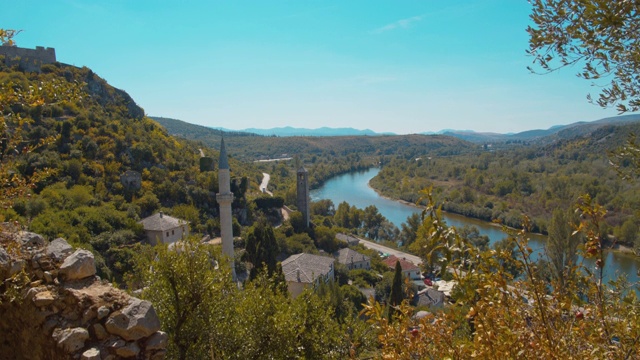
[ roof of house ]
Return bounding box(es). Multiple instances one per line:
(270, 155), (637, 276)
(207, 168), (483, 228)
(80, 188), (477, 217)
(281, 253), (335, 284)
(335, 233), (360, 245)
(335, 248), (370, 265)
(139, 212), (188, 232)
(382, 255), (421, 272)
(416, 288), (446, 307)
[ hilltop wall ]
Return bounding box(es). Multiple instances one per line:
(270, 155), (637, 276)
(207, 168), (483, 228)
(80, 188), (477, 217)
(0, 45), (56, 72)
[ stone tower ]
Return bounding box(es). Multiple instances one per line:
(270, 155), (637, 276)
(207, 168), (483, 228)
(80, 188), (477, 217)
(216, 138), (236, 280)
(296, 167), (310, 228)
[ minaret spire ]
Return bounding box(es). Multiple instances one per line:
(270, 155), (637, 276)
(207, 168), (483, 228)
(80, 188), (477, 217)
(216, 136), (236, 281)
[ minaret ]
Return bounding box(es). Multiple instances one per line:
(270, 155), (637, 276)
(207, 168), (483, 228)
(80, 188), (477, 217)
(296, 167), (310, 229)
(216, 137), (236, 280)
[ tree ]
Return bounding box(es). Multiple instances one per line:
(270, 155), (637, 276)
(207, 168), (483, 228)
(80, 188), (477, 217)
(528, 1), (640, 113)
(388, 260), (403, 322)
(243, 217), (279, 280)
(133, 239), (235, 360)
(544, 208), (581, 291)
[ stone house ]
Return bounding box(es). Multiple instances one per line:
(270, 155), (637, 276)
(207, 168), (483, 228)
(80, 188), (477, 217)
(382, 255), (422, 280)
(281, 253), (335, 298)
(139, 212), (189, 245)
(335, 233), (360, 246)
(335, 248), (370, 270)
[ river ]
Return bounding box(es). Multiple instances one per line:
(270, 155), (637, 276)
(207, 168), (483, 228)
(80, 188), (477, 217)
(310, 167), (639, 285)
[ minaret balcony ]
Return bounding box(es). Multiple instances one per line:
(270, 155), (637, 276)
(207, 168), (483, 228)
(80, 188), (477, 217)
(216, 193), (234, 202)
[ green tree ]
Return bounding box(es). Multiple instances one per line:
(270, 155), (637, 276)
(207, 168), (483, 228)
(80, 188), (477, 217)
(528, 1), (640, 112)
(388, 260), (403, 322)
(544, 208), (581, 291)
(243, 217), (279, 280)
(134, 239), (235, 360)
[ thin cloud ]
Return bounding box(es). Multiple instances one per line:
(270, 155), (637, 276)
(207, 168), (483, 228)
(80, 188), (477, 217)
(371, 15), (425, 34)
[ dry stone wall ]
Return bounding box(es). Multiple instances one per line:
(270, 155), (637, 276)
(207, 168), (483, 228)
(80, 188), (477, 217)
(0, 228), (166, 359)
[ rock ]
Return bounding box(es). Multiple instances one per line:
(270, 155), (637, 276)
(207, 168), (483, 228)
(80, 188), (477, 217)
(33, 290), (55, 307)
(0, 246), (10, 276)
(92, 323), (108, 340)
(53, 327), (89, 353)
(105, 298), (161, 341)
(17, 231), (46, 248)
(108, 338), (126, 350)
(9, 259), (25, 276)
(115, 341), (140, 358)
(46, 238), (74, 262)
(81, 347), (101, 360)
(59, 250), (95, 280)
(44, 271), (53, 283)
(145, 331), (168, 351)
(97, 306), (110, 320)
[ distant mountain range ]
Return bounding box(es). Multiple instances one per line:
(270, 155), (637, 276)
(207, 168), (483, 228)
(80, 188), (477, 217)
(216, 126), (393, 137)
(435, 114), (640, 143)
(151, 114), (640, 142)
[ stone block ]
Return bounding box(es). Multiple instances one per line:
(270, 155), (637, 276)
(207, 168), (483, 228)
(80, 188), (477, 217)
(53, 327), (89, 353)
(105, 298), (161, 341)
(81, 347), (101, 360)
(46, 237), (74, 262)
(33, 290), (55, 307)
(59, 250), (95, 280)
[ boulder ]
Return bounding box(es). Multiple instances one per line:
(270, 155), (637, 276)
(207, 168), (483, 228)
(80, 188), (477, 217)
(59, 250), (95, 280)
(145, 331), (168, 351)
(115, 341), (140, 358)
(33, 291), (56, 307)
(46, 238), (74, 262)
(17, 231), (46, 248)
(92, 323), (109, 340)
(0, 246), (9, 277)
(53, 327), (89, 353)
(81, 347), (101, 360)
(97, 305), (110, 320)
(105, 298), (161, 341)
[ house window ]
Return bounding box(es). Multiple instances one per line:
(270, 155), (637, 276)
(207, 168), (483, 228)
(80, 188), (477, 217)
(172, 230), (175, 235)
(166, 232), (169, 237)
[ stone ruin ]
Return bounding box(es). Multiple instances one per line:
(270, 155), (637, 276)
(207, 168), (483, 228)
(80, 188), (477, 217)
(0, 228), (167, 359)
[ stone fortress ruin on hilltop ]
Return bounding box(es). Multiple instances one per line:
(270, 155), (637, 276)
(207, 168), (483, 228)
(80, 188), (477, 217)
(0, 44), (56, 72)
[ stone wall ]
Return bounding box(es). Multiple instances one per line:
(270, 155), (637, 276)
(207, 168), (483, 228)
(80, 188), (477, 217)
(0, 229), (166, 359)
(0, 45), (56, 72)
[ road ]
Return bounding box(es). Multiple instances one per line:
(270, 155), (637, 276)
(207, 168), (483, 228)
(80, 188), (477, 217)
(356, 237), (423, 266)
(259, 173), (273, 196)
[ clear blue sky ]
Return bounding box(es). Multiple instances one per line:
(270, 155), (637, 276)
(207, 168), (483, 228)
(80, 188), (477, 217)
(2, 0), (627, 134)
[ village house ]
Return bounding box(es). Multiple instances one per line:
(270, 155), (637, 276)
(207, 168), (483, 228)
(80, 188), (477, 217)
(139, 212), (189, 245)
(281, 253), (335, 298)
(335, 248), (370, 270)
(381, 255), (422, 280)
(335, 233), (360, 246)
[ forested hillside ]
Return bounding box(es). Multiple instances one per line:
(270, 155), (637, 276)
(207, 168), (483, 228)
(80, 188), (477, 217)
(0, 61), (261, 282)
(371, 121), (640, 250)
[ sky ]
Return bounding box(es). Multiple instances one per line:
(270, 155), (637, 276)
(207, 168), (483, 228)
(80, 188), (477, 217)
(2, 0), (629, 134)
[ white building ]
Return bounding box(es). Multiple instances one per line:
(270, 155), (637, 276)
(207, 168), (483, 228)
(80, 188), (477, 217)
(139, 212), (189, 245)
(335, 248), (370, 270)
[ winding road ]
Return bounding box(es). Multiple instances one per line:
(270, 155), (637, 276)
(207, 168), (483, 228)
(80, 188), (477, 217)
(259, 173), (273, 196)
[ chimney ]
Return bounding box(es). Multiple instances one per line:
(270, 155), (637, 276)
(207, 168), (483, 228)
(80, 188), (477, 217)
(159, 211), (163, 218)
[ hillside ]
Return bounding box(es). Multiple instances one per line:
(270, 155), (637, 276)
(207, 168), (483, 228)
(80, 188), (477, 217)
(440, 114), (640, 144)
(371, 119), (640, 242)
(151, 116), (475, 161)
(0, 62), (261, 284)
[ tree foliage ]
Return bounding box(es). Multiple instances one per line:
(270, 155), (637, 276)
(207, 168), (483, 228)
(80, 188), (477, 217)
(528, 1), (640, 113)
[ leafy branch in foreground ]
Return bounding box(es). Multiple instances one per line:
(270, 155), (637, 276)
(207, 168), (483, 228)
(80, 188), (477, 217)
(363, 189), (640, 359)
(527, 1), (640, 113)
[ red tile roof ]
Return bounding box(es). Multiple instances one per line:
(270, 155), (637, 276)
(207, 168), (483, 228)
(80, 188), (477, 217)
(382, 255), (420, 271)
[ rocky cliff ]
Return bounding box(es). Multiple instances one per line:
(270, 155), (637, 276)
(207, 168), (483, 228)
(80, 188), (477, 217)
(0, 227), (166, 359)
